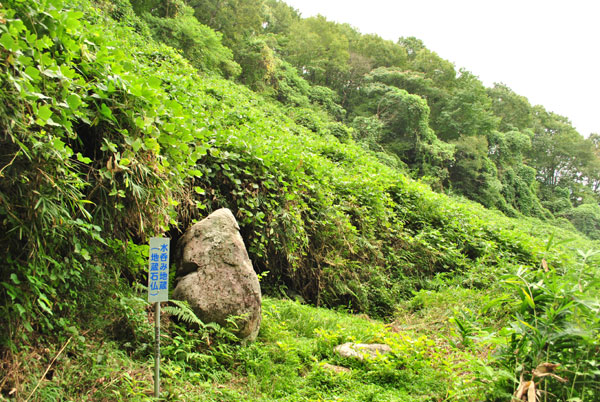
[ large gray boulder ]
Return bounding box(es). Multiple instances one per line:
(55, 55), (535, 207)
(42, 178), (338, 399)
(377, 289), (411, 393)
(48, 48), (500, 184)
(172, 208), (262, 341)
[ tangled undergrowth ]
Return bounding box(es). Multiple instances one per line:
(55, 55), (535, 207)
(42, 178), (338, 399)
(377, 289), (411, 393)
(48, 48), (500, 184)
(0, 1), (598, 401)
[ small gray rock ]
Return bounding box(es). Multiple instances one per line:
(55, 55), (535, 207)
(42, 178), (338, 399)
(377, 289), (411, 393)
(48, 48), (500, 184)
(321, 363), (351, 374)
(334, 342), (392, 360)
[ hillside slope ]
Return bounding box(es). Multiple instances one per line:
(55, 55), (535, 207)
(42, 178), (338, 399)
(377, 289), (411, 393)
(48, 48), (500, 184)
(0, 0), (598, 400)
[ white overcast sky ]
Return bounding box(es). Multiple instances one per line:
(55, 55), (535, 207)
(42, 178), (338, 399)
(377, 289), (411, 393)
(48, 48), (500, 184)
(283, 0), (600, 136)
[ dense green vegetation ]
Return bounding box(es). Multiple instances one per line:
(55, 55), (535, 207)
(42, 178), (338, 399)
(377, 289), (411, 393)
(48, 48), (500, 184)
(0, 0), (598, 400)
(176, 0), (600, 228)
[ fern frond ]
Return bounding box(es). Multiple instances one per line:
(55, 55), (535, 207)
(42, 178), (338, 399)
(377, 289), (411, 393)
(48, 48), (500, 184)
(185, 352), (214, 364)
(164, 299), (206, 327)
(165, 300), (240, 342)
(132, 282), (146, 295)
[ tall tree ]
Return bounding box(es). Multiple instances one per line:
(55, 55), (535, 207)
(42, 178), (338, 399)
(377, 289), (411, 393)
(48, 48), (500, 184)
(398, 36), (426, 60)
(283, 15), (351, 89)
(487, 83), (534, 132)
(449, 135), (505, 210)
(410, 48), (456, 90)
(127, 0), (241, 77)
(433, 70), (499, 141)
(529, 106), (590, 188)
(263, 0), (300, 35)
(187, 0), (266, 48)
(353, 73), (454, 183)
(528, 106), (598, 211)
(353, 34), (407, 69)
(582, 133), (600, 194)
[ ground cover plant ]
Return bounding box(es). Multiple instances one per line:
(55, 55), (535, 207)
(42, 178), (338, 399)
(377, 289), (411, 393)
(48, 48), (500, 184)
(0, 0), (598, 400)
(1, 296), (491, 401)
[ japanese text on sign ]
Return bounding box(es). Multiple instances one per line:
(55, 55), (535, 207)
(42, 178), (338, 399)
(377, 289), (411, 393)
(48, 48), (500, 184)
(148, 237), (170, 303)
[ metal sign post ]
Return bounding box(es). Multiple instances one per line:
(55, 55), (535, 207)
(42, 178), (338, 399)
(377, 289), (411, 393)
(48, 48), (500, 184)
(148, 237), (170, 399)
(154, 301), (160, 398)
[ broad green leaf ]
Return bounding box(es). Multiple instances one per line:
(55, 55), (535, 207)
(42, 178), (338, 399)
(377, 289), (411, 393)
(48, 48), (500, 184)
(79, 248), (90, 261)
(100, 103), (114, 120)
(64, 11), (83, 30)
(76, 152), (92, 164)
(0, 33), (17, 51)
(35, 36), (53, 50)
(24, 66), (41, 81)
(52, 137), (66, 151)
(41, 67), (61, 79)
(10, 19), (26, 33)
(66, 94), (82, 110)
(147, 76), (162, 89)
(101, 139), (117, 153)
(131, 138), (143, 152)
(37, 104), (53, 122)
